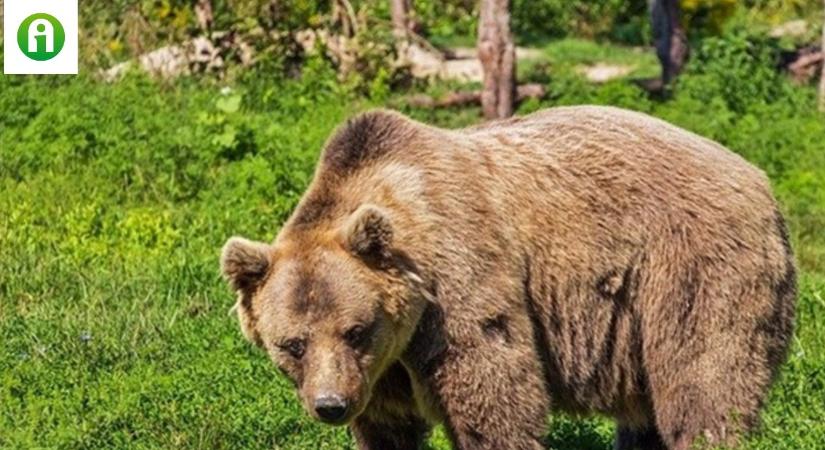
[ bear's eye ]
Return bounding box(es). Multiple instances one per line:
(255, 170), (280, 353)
(344, 324), (370, 348)
(279, 338), (306, 359)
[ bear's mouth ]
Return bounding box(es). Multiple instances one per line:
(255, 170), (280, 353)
(317, 414), (351, 426)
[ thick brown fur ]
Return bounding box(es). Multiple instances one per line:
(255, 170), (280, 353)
(220, 106), (796, 450)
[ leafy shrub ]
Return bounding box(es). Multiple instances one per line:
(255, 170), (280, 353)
(679, 30), (788, 114)
(79, 0), (329, 68)
(681, 0), (737, 34)
(412, 0), (652, 45)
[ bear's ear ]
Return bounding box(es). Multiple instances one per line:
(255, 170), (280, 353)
(341, 204), (394, 263)
(220, 237), (272, 295)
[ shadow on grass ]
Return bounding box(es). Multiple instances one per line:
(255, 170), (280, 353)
(544, 418), (614, 450)
(419, 418), (614, 450)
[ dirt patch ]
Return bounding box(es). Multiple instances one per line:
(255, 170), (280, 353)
(576, 63), (635, 83)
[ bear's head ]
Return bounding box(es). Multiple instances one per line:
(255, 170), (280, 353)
(221, 204), (429, 425)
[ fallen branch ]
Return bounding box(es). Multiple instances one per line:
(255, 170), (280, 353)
(101, 31), (254, 81)
(789, 51), (823, 72)
(406, 83), (546, 108)
(784, 46), (823, 83)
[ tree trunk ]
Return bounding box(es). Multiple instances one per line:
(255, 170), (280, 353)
(266, 1), (284, 29)
(650, 0), (688, 84)
(195, 0), (214, 34)
(332, 0), (358, 37)
(390, 0), (414, 37)
(478, 0), (516, 119)
(820, 0), (825, 112)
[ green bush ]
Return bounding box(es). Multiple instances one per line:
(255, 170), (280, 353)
(79, 0), (329, 68)
(679, 31), (789, 114)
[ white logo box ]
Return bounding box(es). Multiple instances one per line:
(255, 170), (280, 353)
(4, 0), (79, 75)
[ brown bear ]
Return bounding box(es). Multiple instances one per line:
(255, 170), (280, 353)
(220, 106), (796, 450)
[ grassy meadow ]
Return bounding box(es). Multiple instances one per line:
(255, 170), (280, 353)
(2, 22), (825, 450)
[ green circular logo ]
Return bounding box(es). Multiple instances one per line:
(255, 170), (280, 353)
(17, 13), (66, 61)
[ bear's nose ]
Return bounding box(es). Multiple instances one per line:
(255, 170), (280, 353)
(314, 394), (349, 422)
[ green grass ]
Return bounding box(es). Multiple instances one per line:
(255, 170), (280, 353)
(539, 38), (660, 79)
(2, 34), (825, 449)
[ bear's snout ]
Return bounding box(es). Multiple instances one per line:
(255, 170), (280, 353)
(313, 393), (349, 424)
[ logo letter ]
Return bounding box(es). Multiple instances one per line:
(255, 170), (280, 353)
(28, 19), (55, 53)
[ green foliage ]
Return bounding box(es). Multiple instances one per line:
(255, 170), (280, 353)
(512, 0), (649, 43)
(681, 0), (737, 35)
(416, 0), (806, 46)
(414, 0), (653, 45)
(78, 0), (329, 68)
(413, 0), (478, 43)
(679, 31), (788, 114)
(740, 0), (824, 25)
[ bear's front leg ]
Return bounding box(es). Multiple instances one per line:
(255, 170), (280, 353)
(350, 415), (429, 450)
(427, 330), (552, 449)
(350, 362), (431, 450)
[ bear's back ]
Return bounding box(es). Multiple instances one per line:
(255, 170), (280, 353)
(451, 105), (779, 255)
(460, 105), (769, 198)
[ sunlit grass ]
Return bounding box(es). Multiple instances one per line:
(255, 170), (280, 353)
(1, 35), (824, 449)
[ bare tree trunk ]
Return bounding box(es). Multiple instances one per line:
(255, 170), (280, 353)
(195, 0), (214, 34)
(650, 0), (688, 84)
(820, 0), (825, 112)
(332, 0), (358, 37)
(266, 0), (284, 28)
(390, 0), (415, 37)
(478, 0), (516, 119)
